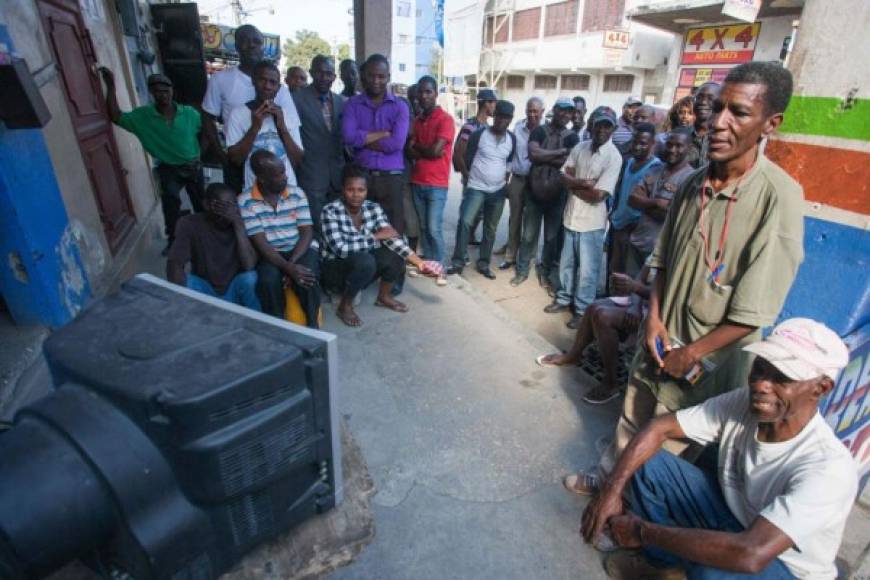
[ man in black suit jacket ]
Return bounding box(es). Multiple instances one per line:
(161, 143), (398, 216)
(292, 55), (346, 232)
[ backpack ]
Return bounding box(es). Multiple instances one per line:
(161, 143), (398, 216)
(463, 127), (516, 173)
(527, 125), (573, 203)
(452, 118), (484, 172)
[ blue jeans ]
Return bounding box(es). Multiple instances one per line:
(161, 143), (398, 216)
(555, 228), (604, 313)
(412, 184), (448, 263)
(451, 186), (506, 268)
(630, 451), (796, 580)
(186, 271), (261, 311)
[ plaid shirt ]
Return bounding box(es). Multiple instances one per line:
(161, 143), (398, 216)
(320, 199), (411, 260)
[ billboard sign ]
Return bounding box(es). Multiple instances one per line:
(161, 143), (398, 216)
(200, 22), (281, 62)
(603, 29), (630, 50)
(681, 23), (761, 65)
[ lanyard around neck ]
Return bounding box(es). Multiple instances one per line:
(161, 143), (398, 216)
(697, 169), (747, 284)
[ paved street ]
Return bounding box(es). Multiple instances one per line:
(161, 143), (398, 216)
(323, 175), (618, 579)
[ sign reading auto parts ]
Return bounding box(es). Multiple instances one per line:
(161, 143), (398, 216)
(681, 23), (761, 65)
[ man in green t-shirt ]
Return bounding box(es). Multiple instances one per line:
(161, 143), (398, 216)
(99, 69), (205, 253)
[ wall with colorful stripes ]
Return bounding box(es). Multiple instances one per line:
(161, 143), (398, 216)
(765, 0), (869, 496)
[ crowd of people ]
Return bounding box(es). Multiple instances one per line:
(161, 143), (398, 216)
(99, 22), (858, 579)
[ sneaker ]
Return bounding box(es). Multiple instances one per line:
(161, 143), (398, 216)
(407, 268), (422, 278)
(498, 260), (515, 271)
(562, 472), (599, 496)
(604, 550), (686, 580)
(446, 265), (464, 276)
(544, 302), (570, 314)
(435, 275), (447, 287)
(510, 274), (528, 287)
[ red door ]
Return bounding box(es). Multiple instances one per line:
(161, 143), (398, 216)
(37, 0), (136, 254)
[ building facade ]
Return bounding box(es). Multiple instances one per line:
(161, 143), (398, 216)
(415, 0), (440, 79)
(392, 0), (417, 85)
(475, 0), (675, 112)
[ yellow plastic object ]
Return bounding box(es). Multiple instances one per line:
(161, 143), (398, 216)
(283, 286), (323, 327)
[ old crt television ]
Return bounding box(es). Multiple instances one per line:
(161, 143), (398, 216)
(0, 274), (341, 579)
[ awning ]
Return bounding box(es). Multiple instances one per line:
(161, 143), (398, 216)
(627, 0), (804, 33)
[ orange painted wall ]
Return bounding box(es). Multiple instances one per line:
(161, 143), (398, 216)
(767, 139), (870, 215)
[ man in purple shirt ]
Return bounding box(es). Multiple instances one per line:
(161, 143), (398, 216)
(341, 53), (410, 233)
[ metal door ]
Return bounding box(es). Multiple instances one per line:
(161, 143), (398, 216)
(37, 0), (136, 254)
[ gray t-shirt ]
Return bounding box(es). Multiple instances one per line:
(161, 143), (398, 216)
(467, 129), (513, 193)
(630, 163), (695, 255)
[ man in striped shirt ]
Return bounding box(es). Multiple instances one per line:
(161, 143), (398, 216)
(238, 150), (321, 327)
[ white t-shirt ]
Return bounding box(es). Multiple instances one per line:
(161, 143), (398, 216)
(561, 139), (622, 232)
(677, 389), (858, 579)
(202, 66), (300, 127)
(224, 104), (303, 190)
(467, 129), (513, 193)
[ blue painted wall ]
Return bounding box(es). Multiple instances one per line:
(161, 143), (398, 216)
(0, 24), (91, 327)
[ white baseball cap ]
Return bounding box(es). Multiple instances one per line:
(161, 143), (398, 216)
(743, 318), (849, 381)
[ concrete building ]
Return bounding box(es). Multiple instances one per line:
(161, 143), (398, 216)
(471, 0), (675, 112)
(392, 0), (417, 85)
(415, 0), (440, 79)
(0, 0), (162, 327)
(634, 0), (870, 497)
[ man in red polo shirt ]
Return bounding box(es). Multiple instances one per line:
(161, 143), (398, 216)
(406, 75), (454, 286)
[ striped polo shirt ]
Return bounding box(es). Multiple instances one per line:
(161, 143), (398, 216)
(238, 183), (313, 252)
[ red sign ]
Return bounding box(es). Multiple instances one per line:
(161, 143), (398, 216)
(681, 23), (761, 65)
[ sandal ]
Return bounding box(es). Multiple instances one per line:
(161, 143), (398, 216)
(535, 354), (566, 368)
(583, 385), (621, 405)
(563, 472), (599, 496)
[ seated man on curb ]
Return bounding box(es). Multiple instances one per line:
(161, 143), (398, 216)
(582, 318), (856, 580)
(536, 267), (652, 405)
(321, 166), (443, 327)
(166, 183), (260, 311)
(239, 150), (321, 327)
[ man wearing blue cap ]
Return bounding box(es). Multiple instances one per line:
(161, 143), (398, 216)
(546, 106), (622, 331)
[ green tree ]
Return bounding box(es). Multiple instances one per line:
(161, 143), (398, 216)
(282, 30), (331, 69)
(336, 43), (351, 62)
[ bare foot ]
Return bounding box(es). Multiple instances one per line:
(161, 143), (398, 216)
(337, 305), (363, 327)
(374, 296), (409, 313)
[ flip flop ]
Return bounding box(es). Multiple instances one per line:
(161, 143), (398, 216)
(563, 473), (599, 496)
(535, 354), (563, 368)
(374, 299), (409, 313)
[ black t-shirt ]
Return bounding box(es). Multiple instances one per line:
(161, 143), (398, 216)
(528, 124), (580, 166)
(168, 213), (242, 294)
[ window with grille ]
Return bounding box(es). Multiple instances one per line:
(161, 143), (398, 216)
(603, 74), (633, 92)
(512, 8), (541, 41)
(483, 15), (508, 45)
(544, 0), (578, 37)
(397, 1), (411, 17)
(582, 0), (625, 33)
(399, 63), (407, 72)
(534, 75), (557, 90)
(561, 74), (590, 90)
(506, 75), (525, 90)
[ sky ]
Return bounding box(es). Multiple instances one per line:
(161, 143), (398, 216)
(195, 0), (355, 46)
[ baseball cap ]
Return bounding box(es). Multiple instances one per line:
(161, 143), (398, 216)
(743, 318), (849, 381)
(553, 97), (576, 110)
(147, 73), (173, 87)
(477, 88), (498, 102)
(494, 100), (515, 117)
(624, 96), (642, 107)
(588, 106), (618, 126)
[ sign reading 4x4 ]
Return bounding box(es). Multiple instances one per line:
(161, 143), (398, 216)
(681, 23), (761, 65)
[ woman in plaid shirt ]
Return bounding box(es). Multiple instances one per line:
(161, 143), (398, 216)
(321, 166), (442, 326)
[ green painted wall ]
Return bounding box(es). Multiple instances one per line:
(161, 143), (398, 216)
(779, 95), (870, 142)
